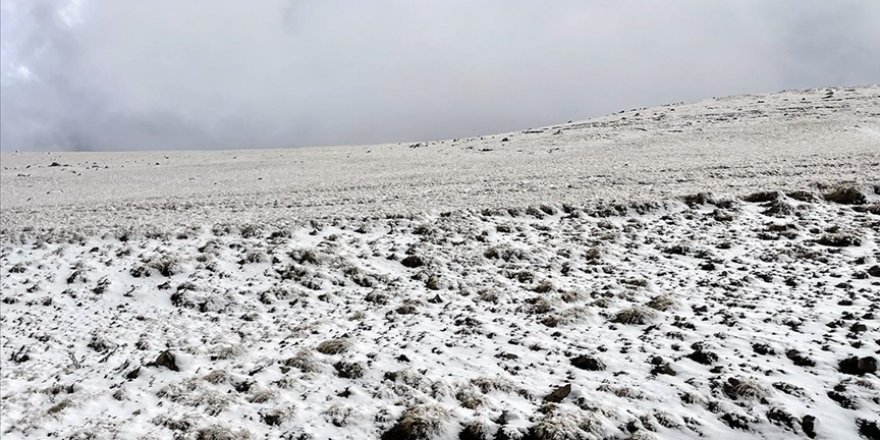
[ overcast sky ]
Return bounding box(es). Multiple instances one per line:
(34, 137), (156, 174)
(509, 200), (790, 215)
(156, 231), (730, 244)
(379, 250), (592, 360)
(1, 1), (878, 151)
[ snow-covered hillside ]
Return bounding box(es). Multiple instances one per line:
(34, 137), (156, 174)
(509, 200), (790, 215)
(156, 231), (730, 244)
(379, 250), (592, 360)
(1, 86), (878, 233)
(1, 87), (879, 440)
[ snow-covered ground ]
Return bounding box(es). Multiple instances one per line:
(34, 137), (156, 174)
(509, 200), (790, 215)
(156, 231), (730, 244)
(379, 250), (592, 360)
(1, 86), (878, 232)
(1, 87), (879, 440)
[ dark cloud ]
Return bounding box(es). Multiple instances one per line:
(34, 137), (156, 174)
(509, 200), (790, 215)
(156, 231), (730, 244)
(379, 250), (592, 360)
(1, 0), (878, 151)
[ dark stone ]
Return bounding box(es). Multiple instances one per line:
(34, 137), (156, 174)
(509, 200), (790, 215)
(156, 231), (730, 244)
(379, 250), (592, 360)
(801, 415), (817, 439)
(838, 356), (877, 376)
(785, 349), (815, 367)
(850, 323), (868, 333)
(687, 347), (718, 365)
(857, 419), (880, 440)
(125, 366), (141, 380)
(720, 413), (751, 430)
(400, 255), (425, 268)
(149, 350), (179, 371)
(752, 343), (775, 356)
(570, 355), (606, 371)
(543, 384), (571, 403)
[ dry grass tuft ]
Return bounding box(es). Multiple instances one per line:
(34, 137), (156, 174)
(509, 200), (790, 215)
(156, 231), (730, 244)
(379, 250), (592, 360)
(381, 404), (452, 440)
(613, 307), (657, 325)
(316, 338), (353, 355)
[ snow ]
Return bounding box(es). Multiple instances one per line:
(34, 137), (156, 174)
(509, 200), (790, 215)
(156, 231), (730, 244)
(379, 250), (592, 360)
(1, 86), (879, 439)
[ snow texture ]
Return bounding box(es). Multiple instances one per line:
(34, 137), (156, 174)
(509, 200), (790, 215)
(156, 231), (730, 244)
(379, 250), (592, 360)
(1, 87), (879, 439)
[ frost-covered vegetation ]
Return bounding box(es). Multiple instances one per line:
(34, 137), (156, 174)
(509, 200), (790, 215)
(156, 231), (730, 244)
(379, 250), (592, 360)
(1, 185), (878, 439)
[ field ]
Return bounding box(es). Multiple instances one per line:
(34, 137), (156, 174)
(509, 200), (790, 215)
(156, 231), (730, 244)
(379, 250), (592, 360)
(1, 86), (879, 439)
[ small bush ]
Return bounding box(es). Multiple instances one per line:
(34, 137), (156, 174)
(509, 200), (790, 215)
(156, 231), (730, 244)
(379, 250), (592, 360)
(145, 253), (181, 277)
(817, 233), (862, 247)
(324, 404), (354, 427)
(381, 404), (451, 440)
(722, 377), (770, 400)
(825, 185), (867, 205)
(316, 338), (353, 355)
(613, 307), (657, 325)
(196, 425), (252, 440)
(334, 361), (366, 379)
(646, 295), (676, 311)
(284, 349), (321, 373)
(526, 406), (608, 440)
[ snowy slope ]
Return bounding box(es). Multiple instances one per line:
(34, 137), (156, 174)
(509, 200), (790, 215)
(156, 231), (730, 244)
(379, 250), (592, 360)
(1, 87), (879, 440)
(1, 86), (878, 233)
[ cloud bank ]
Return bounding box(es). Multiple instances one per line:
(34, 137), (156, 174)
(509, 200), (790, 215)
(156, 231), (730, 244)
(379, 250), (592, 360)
(1, 0), (878, 151)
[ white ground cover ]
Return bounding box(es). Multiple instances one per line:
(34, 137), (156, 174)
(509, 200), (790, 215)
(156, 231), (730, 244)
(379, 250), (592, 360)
(1, 186), (878, 439)
(1, 86), (878, 232)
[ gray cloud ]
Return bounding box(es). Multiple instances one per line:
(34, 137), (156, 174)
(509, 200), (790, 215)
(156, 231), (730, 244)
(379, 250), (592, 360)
(1, 0), (878, 151)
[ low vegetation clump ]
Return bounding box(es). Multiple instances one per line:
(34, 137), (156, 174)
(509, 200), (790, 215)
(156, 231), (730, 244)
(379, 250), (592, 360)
(381, 404), (451, 440)
(824, 185), (867, 205)
(613, 306), (657, 325)
(316, 338), (353, 355)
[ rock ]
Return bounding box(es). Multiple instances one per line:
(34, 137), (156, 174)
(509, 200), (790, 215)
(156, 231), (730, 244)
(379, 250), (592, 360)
(857, 419), (880, 440)
(543, 384), (571, 403)
(687, 344), (718, 365)
(400, 255), (425, 268)
(868, 265), (880, 278)
(850, 322), (868, 333)
(801, 415), (817, 439)
(838, 356), (877, 376)
(785, 349), (815, 367)
(427, 294), (443, 304)
(752, 343), (775, 356)
(125, 366), (141, 380)
(570, 355), (606, 371)
(743, 191), (782, 203)
(150, 350), (179, 371)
